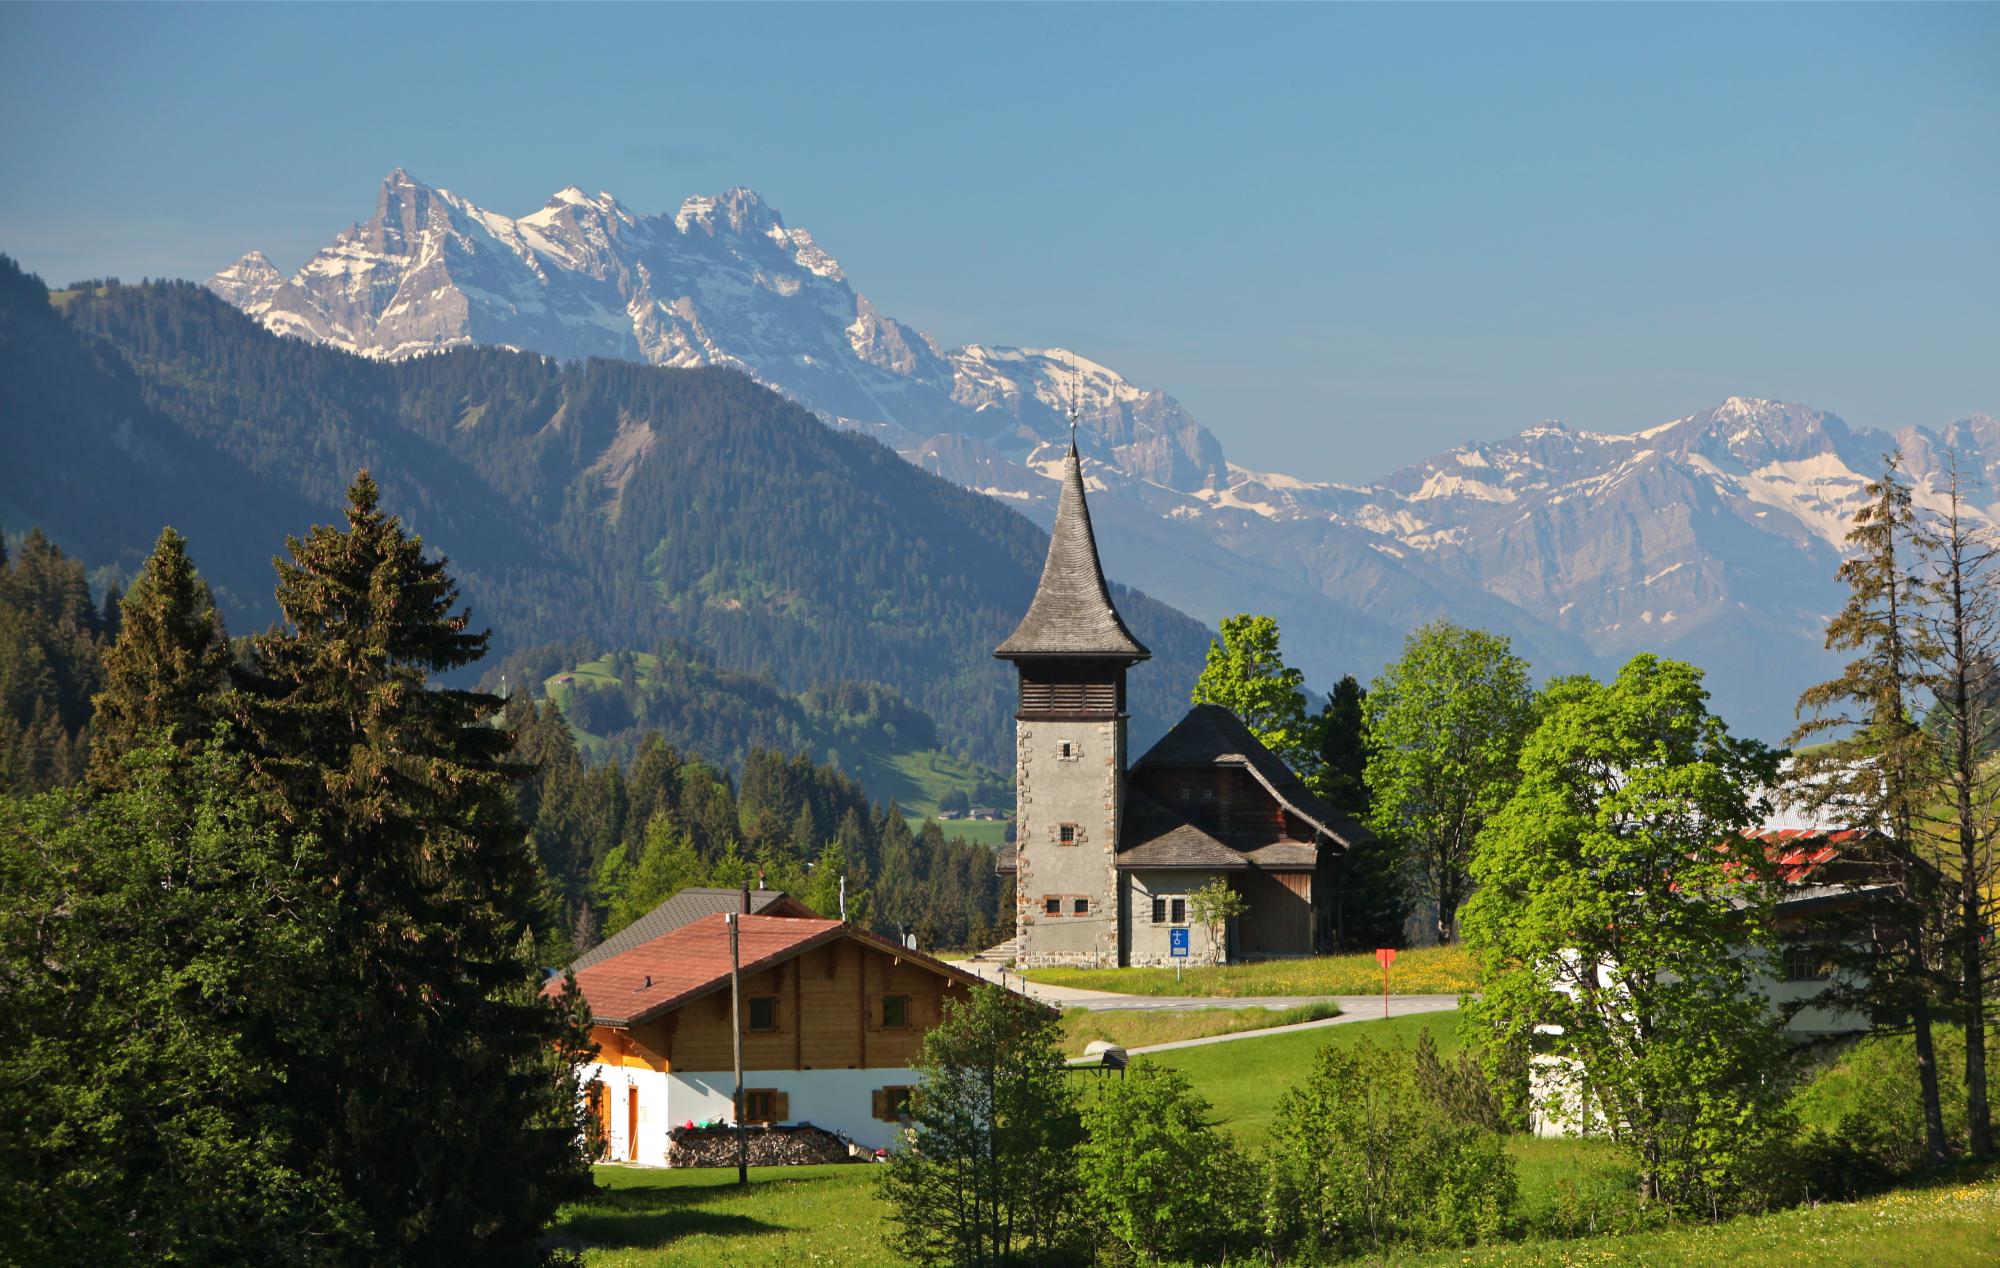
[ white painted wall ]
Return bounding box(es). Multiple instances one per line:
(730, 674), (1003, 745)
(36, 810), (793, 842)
(585, 1062), (923, 1164)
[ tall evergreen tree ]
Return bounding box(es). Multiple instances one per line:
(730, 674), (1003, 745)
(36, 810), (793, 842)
(1791, 452), (1951, 1165)
(236, 472), (593, 1262)
(1315, 675), (1406, 948)
(88, 526), (230, 780)
(1911, 463), (1998, 1158)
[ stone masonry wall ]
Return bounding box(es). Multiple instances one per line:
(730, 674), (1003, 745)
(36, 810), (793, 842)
(1013, 717), (1123, 968)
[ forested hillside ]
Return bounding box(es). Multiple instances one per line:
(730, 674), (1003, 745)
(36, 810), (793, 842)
(3, 259), (1211, 764)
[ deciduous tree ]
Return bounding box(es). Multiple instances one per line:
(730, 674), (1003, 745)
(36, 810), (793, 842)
(1077, 1062), (1253, 1263)
(1366, 621), (1536, 943)
(881, 984), (1083, 1266)
(1464, 655), (1790, 1210)
(1192, 613), (1318, 779)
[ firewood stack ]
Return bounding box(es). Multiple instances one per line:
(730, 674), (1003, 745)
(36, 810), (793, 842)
(665, 1123), (861, 1167)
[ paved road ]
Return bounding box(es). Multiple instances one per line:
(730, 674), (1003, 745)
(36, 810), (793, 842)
(946, 957), (1463, 1023)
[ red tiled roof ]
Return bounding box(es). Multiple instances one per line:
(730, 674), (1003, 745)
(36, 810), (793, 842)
(1740, 829), (1872, 883)
(549, 914), (995, 1028)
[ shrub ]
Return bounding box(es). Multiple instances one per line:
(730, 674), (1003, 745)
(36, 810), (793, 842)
(1076, 1062), (1255, 1264)
(1264, 1036), (1518, 1257)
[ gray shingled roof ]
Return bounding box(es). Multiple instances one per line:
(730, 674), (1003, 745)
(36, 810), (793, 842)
(1135, 705), (1373, 851)
(570, 887), (815, 972)
(1115, 790), (1250, 870)
(994, 442), (1150, 661)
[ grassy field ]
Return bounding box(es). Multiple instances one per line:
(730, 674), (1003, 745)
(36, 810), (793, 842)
(551, 1011), (1990, 1265)
(1024, 942), (1479, 997)
(1058, 1001), (1342, 1055)
(551, 1163), (891, 1267)
(1393, 1167), (2000, 1266)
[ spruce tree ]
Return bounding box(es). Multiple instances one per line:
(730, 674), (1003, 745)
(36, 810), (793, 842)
(88, 526), (230, 781)
(1792, 453), (1951, 1165)
(1317, 675), (1407, 948)
(237, 472), (592, 1262)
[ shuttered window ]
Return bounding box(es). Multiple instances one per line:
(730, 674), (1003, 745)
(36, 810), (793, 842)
(874, 1086), (915, 1121)
(1018, 665), (1122, 716)
(743, 1088), (788, 1123)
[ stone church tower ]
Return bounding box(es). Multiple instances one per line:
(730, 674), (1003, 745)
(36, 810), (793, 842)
(994, 439), (1149, 968)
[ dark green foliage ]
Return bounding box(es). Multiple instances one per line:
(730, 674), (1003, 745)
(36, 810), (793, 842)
(1265, 1036), (1518, 1257)
(0, 741), (348, 1264)
(1076, 1061), (1255, 1264)
(1318, 673), (1408, 949)
(232, 473), (594, 1263)
(1412, 1027), (1509, 1135)
(0, 529), (105, 793)
(88, 526), (231, 779)
(881, 985), (1085, 1267)
(26, 268), (1212, 768)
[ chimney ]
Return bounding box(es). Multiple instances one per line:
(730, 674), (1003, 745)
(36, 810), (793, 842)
(740, 881), (751, 914)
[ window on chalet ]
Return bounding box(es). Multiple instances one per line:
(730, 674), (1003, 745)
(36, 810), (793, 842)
(1170, 897), (1186, 924)
(1783, 941), (1836, 982)
(747, 995), (780, 1032)
(1058, 823), (1077, 845)
(874, 1085), (915, 1121)
(1072, 897), (1090, 916)
(1151, 895), (1166, 923)
(742, 1088), (788, 1123)
(1177, 785), (1193, 803)
(881, 994), (912, 1030)
(1044, 896), (1062, 916)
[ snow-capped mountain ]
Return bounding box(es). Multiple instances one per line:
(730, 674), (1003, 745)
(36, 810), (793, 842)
(210, 172), (1994, 743)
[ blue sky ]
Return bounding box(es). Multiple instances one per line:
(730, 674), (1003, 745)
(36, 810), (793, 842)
(2, 3), (1993, 478)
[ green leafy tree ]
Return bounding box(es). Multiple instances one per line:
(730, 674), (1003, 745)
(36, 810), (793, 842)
(1791, 453), (1952, 1165)
(1188, 875), (1246, 966)
(1191, 613), (1319, 778)
(1366, 621), (1536, 943)
(0, 740), (347, 1263)
(1464, 655), (1791, 1210)
(881, 984), (1084, 1266)
(1266, 1036), (1517, 1257)
(88, 526), (231, 780)
(1076, 1062), (1253, 1263)
(235, 472), (594, 1263)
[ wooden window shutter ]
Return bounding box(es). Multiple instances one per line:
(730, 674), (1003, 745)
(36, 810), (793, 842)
(772, 1091), (790, 1122)
(872, 1088), (889, 1120)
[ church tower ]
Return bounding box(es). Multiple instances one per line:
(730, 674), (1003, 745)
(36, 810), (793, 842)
(995, 438), (1149, 968)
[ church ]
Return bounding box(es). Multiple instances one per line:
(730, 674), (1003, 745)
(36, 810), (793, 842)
(995, 440), (1372, 969)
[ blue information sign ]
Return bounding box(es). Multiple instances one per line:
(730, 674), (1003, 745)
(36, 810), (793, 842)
(1169, 927), (1190, 958)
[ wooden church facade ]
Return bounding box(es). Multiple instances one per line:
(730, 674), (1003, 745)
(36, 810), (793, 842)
(996, 441), (1372, 969)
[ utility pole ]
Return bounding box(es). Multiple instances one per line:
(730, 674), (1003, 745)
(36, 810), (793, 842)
(728, 910), (747, 1186)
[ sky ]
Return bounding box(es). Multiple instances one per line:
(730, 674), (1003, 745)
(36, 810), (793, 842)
(2, 3), (1994, 480)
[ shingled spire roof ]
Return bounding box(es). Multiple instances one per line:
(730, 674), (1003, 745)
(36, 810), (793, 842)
(995, 440), (1150, 660)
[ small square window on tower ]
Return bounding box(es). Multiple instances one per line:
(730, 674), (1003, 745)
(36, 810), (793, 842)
(1058, 823), (1077, 845)
(1073, 897), (1090, 916)
(1151, 895), (1166, 924)
(1059, 740), (1074, 758)
(1044, 896), (1062, 916)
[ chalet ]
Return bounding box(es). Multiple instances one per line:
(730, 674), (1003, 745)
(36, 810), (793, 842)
(1529, 828), (1921, 1136)
(561, 911), (992, 1163)
(994, 439), (1373, 968)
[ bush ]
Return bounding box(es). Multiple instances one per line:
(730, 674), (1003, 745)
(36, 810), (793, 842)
(1077, 1062), (1255, 1264)
(1264, 1036), (1518, 1257)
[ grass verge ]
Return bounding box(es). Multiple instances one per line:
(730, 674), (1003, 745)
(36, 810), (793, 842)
(1059, 1001), (1341, 1055)
(1024, 942), (1478, 997)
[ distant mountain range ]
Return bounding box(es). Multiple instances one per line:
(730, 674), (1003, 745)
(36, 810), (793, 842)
(208, 172), (1991, 743)
(1, 257), (1214, 773)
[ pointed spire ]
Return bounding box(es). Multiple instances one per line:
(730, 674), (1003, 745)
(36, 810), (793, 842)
(995, 445), (1150, 661)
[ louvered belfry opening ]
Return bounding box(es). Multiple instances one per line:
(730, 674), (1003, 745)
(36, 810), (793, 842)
(1017, 658), (1126, 720)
